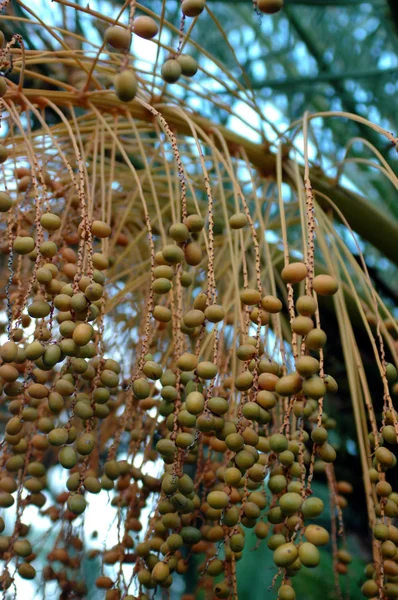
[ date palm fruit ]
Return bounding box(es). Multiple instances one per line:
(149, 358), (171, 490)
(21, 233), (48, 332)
(257, 0), (284, 14)
(240, 288), (261, 305)
(13, 236), (35, 255)
(181, 0), (206, 17)
(299, 542), (320, 567)
(313, 274), (339, 296)
(114, 69), (138, 102)
(161, 59), (182, 83)
(133, 16), (158, 39)
(91, 220), (111, 238)
(304, 524), (330, 546)
(278, 585), (296, 600)
(40, 212), (61, 231)
(296, 294), (317, 316)
(177, 54), (198, 77)
(261, 295), (282, 313)
(0, 191), (12, 211)
(281, 262), (307, 284)
(229, 213), (247, 229)
(104, 26), (131, 50)
(273, 542), (298, 567)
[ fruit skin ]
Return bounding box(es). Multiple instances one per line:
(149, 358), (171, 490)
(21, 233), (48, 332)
(182, 0), (206, 17)
(312, 274), (339, 296)
(161, 59), (182, 83)
(104, 26), (131, 50)
(298, 541), (320, 567)
(273, 542), (298, 567)
(177, 54), (198, 77)
(281, 262), (307, 284)
(114, 70), (138, 102)
(133, 16), (158, 39)
(0, 191), (12, 212)
(256, 0), (284, 14)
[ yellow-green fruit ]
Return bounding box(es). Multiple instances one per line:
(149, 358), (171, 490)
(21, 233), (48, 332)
(169, 223), (189, 242)
(257, 0), (284, 14)
(161, 59), (182, 83)
(41, 212), (61, 231)
(296, 355), (319, 377)
(48, 428), (68, 447)
(67, 494), (86, 514)
(229, 213), (247, 229)
(362, 580), (378, 598)
(184, 214), (204, 232)
(311, 427), (328, 445)
(177, 54), (198, 77)
(296, 294), (317, 316)
(205, 304), (225, 323)
(302, 497), (324, 519)
(162, 244), (184, 264)
(291, 316), (314, 335)
(275, 373), (301, 396)
(184, 309), (205, 327)
(72, 323), (94, 346)
(299, 542), (320, 567)
(186, 391), (205, 414)
(230, 533), (245, 552)
(235, 371), (253, 391)
(281, 262), (308, 284)
(59, 446), (77, 469)
(207, 491), (229, 509)
(184, 242), (202, 266)
(153, 305), (172, 322)
(177, 352), (198, 371)
(133, 15), (158, 39)
(261, 295), (282, 313)
(152, 562), (170, 583)
(240, 288), (261, 305)
(0, 341), (18, 363)
(76, 432), (96, 455)
(278, 585), (296, 600)
(91, 220), (111, 238)
(304, 524), (330, 546)
(279, 492), (303, 516)
(39, 241), (57, 257)
(196, 361), (217, 380)
(152, 278), (172, 294)
(181, 0), (206, 17)
(115, 69), (137, 102)
(313, 274), (339, 296)
(13, 236), (35, 255)
(302, 375), (326, 399)
(104, 25), (131, 49)
(0, 191), (12, 212)
(273, 543), (298, 567)
(305, 328), (327, 351)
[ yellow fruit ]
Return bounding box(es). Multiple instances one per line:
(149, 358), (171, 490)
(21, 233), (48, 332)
(313, 274), (339, 296)
(91, 220), (111, 238)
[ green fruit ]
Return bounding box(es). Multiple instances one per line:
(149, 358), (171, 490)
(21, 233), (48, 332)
(302, 497), (324, 519)
(0, 191), (11, 211)
(67, 494), (86, 514)
(279, 492), (303, 516)
(161, 59), (182, 83)
(298, 542), (320, 567)
(273, 543), (298, 567)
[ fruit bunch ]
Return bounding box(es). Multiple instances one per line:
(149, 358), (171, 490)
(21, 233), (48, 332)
(0, 1), (395, 599)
